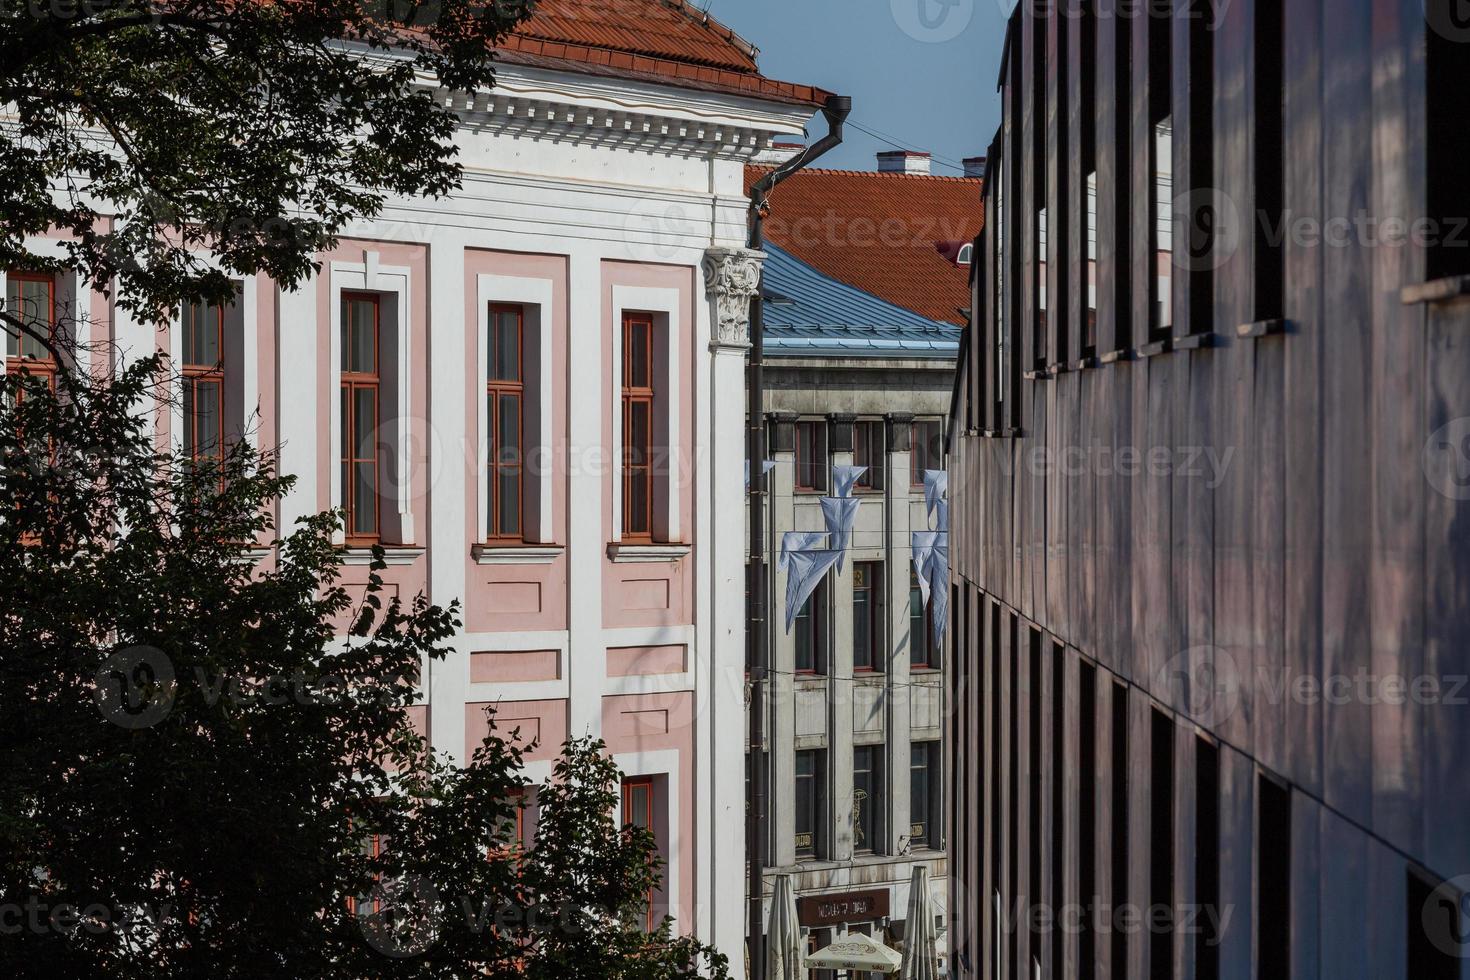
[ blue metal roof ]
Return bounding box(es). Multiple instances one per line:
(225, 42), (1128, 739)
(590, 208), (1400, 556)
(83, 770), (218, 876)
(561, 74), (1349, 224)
(760, 243), (962, 358)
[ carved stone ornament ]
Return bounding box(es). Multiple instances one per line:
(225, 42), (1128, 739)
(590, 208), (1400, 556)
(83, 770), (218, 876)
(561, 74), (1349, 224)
(702, 246), (765, 350)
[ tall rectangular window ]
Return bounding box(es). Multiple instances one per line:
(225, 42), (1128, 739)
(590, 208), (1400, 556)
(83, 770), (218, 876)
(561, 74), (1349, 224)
(5, 272), (58, 388)
(910, 419), (943, 484)
(1195, 737), (1221, 980)
(1427, 1), (1470, 281)
(1078, 661), (1097, 980)
(1051, 644), (1066, 976)
(1408, 871), (1464, 980)
(1256, 773), (1291, 978)
(853, 561), (881, 671)
(487, 304), (523, 541)
(182, 300), (225, 467)
(341, 293), (380, 542)
(1149, 0), (1174, 342)
(910, 741), (938, 849)
(910, 568), (936, 669)
(1036, 206), (1049, 370)
(1253, 0), (1285, 320)
(1081, 0), (1098, 361)
(795, 420), (827, 492)
(1150, 709), (1175, 980)
(1111, 681), (1129, 980)
(794, 580), (827, 674)
(621, 312), (654, 541)
(1028, 630), (1043, 965)
(1185, 0), (1215, 335)
(621, 777), (656, 930)
(795, 750), (824, 858)
(853, 745), (883, 854)
(852, 420), (885, 489)
(1112, 0), (1134, 352)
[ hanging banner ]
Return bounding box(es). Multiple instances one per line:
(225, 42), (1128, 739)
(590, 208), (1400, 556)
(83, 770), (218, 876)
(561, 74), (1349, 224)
(925, 533), (950, 650)
(785, 547), (842, 634)
(820, 496), (862, 572)
(934, 497), (949, 533)
(830, 465), (869, 499)
(910, 531), (940, 607)
(779, 530), (829, 573)
(922, 470), (948, 527)
(744, 459), (777, 490)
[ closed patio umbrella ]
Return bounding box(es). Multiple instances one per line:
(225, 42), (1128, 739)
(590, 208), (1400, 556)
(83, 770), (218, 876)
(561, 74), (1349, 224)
(766, 874), (803, 980)
(805, 930), (902, 974)
(900, 866), (941, 980)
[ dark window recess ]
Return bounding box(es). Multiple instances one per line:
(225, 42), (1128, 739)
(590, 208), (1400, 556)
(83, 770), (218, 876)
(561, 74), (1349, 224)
(1051, 643), (1066, 977)
(1186, 0), (1215, 335)
(1078, 662), (1097, 980)
(1111, 682), (1129, 980)
(1033, 6), (1048, 372)
(910, 742), (938, 848)
(853, 745), (882, 854)
(1195, 737), (1221, 980)
(1408, 871), (1465, 980)
(990, 606), (1004, 974)
(852, 420), (885, 489)
(1009, 615), (1022, 978)
(1148, 0), (1174, 342)
(1112, 0), (1133, 352)
(852, 562), (881, 672)
(794, 580), (827, 674)
(795, 750), (824, 858)
(911, 420), (944, 484)
(1081, 0), (1098, 359)
(1052, 8), (1069, 369)
(1150, 710), (1175, 980)
(1426, 1), (1470, 282)
(1257, 773), (1291, 978)
(795, 421), (827, 491)
(1254, 0), (1285, 319)
(1028, 630), (1043, 967)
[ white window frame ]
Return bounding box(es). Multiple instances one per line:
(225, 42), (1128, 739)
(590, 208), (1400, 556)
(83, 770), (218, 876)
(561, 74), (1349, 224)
(0, 238), (94, 376)
(610, 285), (681, 543)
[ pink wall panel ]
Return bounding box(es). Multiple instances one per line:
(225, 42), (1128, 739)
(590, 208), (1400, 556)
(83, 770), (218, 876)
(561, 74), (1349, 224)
(464, 698), (568, 763)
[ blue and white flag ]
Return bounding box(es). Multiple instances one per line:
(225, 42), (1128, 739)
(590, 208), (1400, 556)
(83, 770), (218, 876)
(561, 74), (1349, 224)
(922, 470), (948, 528)
(820, 496), (863, 573)
(744, 459), (777, 490)
(830, 465), (869, 499)
(925, 534), (950, 649)
(934, 497), (949, 533)
(910, 531), (941, 606)
(779, 530), (828, 573)
(784, 546), (842, 634)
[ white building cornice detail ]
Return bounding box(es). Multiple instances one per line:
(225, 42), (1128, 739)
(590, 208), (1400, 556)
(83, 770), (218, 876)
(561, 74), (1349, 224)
(703, 246), (764, 350)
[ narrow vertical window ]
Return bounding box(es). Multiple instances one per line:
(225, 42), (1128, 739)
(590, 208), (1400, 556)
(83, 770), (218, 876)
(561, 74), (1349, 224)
(1149, 0), (1175, 342)
(1426, 1), (1470, 281)
(1195, 737), (1220, 980)
(621, 312), (654, 541)
(794, 580), (827, 674)
(852, 561), (881, 671)
(1051, 644), (1066, 976)
(487, 304), (523, 541)
(795, 750), (824, 858)
(1186, 0), (1215, 335)
(5, 272), (58, 389)
(990, 605), (1004, 976)
(182, 300), (225, 468)
(910, 742), (936, 849)
(1081, 0), (1098, 361)
(852, 420), (885, 489)
(1037, 206), (1049, 370)
(910, 568), (935, 669)
(1111, 681), (1129, 980)
(621, 777), (656, 931)
(910, 419), (942, 484)
(1033, 4), (1049, 374)
(1253, 0), (1285, 320)
(994, 154), (1008, 421)
(852, 745), (883, 854)
(1408, 871), (1465, 980)
(1150, 709), (1175, 980)
(795, 420), (827, 492)
(1028, 630), (1043, 967)
(341, 293), (380, 542)
(1112, 0), (1134, 353)
(1078, 661), (1097, 980)
(1256, 773), (1291, 978)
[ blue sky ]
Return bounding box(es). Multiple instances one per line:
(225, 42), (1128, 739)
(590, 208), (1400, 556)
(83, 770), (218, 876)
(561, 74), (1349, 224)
(701, 0), (1009, 174)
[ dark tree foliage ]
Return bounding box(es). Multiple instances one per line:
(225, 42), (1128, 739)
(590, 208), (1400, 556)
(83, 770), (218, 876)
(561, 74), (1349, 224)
(0, 0), (536, 313)
(0, 351), (728, 979)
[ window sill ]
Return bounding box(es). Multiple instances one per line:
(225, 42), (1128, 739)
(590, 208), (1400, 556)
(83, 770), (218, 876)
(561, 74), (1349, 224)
(1073, 355), (1098, 370)
(1137, 338), (1173, 358)
(1046, 362), (1070, 377)
(1098, 348), (1137, 365)
(232, 546), (274, 565)
(1022, 369), (1051, 381)
(1401, 275), (1470, 305)
(1174, 332), (1215, 350)
(340, 546), (425, 567)
(1236, 318), (1288, 339)
(472, 544), (564, 566)
(606, 542), (691, 563)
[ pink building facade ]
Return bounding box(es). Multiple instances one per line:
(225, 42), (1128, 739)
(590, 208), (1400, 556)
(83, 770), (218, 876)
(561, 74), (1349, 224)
(2, 28), (826, 961)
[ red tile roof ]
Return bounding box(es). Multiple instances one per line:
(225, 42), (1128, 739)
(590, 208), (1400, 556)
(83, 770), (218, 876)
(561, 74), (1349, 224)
(746, 165), (985, 326)
(500, 0), (828, 106)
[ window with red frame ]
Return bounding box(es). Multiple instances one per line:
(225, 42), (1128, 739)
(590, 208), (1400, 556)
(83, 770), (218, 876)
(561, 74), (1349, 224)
(794, 420), (827, 492)
(182, 300), (224, 466)
(910, 419), (943, 486)
(853, 562), (881, 672)
(491, 787), (534, 858)
(852, 420), (884, 490)
(910, 568), (937, 669)
(621, 312), (654, 542)
(487, 304), (523, 541)
(5, 272), (58, 390)
(341, 293), (380, 542)
(794, 579), (827, 674)
(348, 832), (384, 916)
(621, 777), (656, 931)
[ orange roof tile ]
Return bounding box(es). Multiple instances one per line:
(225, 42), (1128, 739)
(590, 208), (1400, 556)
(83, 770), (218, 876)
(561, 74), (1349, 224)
(501, 0), (828, 106)
(747, 165), (985, 326)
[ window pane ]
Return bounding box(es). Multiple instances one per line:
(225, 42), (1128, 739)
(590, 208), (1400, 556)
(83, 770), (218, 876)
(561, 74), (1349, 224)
(498, 469), (520, 537)
(627, 319), (650, 388)
(497, 393), (521, 464)
(199, 306), (220, 367)
(493, 310), (520, 382)
(353, 387), (376, 459)
(183, 382), (197, 457)
(345, 298), (376, 373)
(626, 400), (649, 465)
(626, 468), (650, 536)
(853, 568), (872, 670)
(195, 380), (220, 457)
(795, 599), (813, 671)
(911, 744), (931, 846)
(352, 462), (377, 535)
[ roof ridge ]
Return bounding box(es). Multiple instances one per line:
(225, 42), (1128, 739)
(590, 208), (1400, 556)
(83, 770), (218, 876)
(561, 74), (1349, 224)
(748, 163), (982, 182)
(661, 0), (760, 65)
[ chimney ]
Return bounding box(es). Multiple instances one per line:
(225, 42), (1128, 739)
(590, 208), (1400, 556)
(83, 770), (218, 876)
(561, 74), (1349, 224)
(876, 150), (931, 176)
(963, 156), (988, 179)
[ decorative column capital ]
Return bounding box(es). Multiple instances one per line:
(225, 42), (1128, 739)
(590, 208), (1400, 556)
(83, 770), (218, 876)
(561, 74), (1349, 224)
(702, 246), (765, 351)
